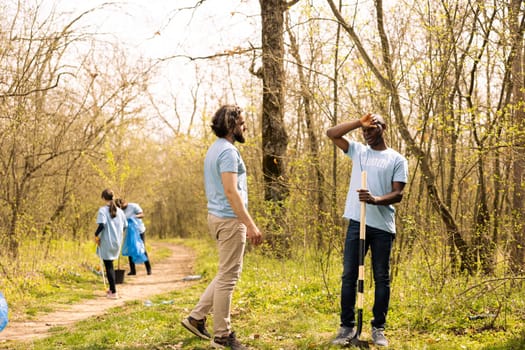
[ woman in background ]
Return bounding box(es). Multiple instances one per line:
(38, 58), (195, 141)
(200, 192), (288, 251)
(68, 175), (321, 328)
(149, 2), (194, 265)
(115, 198), (152, 275)
(95, 189), (127, 299)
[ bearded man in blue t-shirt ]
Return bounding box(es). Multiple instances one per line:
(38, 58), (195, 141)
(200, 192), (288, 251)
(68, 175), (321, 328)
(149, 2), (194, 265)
(327, 113), (408, 347)
(182, 105), (263, 350)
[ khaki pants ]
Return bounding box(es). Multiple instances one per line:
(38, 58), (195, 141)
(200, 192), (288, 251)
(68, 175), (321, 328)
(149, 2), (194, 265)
(190, 214), (246, 337)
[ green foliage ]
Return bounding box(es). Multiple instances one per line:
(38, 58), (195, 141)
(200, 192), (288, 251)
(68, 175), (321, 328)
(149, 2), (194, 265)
(86, 142), (131, 195)
(2, 238), (524, 350)
(145, 136), (209, 239)
(1, 239), (106, 321)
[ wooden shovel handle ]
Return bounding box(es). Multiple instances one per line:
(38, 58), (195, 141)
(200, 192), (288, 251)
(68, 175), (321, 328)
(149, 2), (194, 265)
(360, 171), (367, 240)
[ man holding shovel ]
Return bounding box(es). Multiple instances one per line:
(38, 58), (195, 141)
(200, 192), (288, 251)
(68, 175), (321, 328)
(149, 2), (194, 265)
(326, 113), (408, 347)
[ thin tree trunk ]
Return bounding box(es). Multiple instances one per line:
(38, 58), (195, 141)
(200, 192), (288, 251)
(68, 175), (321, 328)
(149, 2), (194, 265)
(330, 0), (342, 220)
(285, 14), (325, 232)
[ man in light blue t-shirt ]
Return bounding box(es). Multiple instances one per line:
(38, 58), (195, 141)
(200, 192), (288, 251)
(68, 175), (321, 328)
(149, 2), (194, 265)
(327, 113), (408, 347)
(182, 105), (263, 350)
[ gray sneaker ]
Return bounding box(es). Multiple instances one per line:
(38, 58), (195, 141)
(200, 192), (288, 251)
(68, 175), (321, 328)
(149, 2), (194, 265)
(372, 327), (388, 346)
(331, 325), (356, 345)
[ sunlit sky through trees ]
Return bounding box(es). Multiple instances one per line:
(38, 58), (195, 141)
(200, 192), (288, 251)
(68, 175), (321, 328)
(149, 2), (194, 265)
(27, 0), (387, 136)
(36, 0), (262, 135)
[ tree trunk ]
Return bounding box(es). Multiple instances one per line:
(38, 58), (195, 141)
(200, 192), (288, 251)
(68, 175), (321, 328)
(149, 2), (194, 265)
(285, 13), (328, 247)
(510, 0), (525, 274)
(259, 0), (289, 202)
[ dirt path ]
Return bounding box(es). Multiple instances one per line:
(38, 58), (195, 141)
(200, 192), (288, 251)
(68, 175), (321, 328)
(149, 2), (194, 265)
(0, 242), (196, 343)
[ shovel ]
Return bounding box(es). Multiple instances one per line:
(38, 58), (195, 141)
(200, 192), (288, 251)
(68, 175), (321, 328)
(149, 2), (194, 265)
(349, 170), (369, 348)
(96, 243), (107, 292)
(100, 257), (107, 291)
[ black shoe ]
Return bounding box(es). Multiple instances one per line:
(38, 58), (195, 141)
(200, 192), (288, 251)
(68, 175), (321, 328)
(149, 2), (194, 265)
(181, 316), (211, 340)
(211, 332), (247, 350)
(127, 271), (136, 276)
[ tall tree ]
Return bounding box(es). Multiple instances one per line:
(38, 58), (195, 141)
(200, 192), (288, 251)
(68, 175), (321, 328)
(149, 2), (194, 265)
(509, 0), (525, 273)
(259, 0), (299, 202)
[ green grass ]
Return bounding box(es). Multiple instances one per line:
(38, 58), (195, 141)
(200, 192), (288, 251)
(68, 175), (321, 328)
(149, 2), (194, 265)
(2, 240), (102, 322)
(1, 238), (524, 349)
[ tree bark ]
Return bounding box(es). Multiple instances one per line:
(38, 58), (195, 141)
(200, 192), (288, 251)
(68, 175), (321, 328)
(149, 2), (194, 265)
(259, 0), (289, 202)
(510, 0), (525, 273)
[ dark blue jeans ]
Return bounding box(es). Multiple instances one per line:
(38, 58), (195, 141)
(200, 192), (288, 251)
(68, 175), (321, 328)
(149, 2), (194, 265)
(340, 220), (394, 329)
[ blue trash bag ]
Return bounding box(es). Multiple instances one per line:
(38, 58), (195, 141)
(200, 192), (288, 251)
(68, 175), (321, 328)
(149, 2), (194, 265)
(121, 217), (148, 264)
(0, 292), (8, 332)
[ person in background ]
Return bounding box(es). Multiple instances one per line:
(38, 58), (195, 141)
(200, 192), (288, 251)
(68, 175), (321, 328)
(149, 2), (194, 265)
(115, 198), (152, 275)
(326, 113), (408, 347)
(95, 188), (127, 299)
(181, 105), (263, 350)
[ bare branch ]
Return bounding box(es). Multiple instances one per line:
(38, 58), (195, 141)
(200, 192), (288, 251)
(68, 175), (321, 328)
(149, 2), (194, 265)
(158, 46), (258, 63)
(0, 72), (74, 98)
(325, 0), (388, 86)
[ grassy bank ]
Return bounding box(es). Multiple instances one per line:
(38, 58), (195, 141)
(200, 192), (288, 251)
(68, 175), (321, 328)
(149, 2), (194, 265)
(1, 238), (524, 349)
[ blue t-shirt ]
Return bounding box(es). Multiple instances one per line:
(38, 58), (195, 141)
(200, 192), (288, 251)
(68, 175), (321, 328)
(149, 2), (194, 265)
(96, 206), (127, 260)
(343, 141), (408, 233)
(123, 203), (146, 233)
(204, 138), (247, 218)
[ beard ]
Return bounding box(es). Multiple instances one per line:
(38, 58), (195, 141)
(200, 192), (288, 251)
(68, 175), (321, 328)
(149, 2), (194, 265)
(233, 128), (245, 143)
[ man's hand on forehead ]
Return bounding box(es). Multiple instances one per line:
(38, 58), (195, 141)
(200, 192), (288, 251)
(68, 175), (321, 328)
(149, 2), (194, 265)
(360, 113), (383, 129)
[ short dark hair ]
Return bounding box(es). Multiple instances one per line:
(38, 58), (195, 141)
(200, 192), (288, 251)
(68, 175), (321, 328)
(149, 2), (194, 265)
(373, 113), (387, 129)
(210, 105), (242, 137)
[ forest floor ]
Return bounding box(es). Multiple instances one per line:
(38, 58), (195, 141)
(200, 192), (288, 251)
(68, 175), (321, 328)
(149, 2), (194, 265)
(0, 242), (196, 343)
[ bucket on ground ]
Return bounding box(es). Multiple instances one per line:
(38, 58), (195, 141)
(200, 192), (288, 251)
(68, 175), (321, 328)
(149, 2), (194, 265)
(115, 269), (126, 284)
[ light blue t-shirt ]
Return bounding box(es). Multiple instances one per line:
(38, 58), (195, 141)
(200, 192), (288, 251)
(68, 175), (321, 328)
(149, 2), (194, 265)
(204, 138), (247, 218)
(343, 141), (408, 234)
(123, 203), (146, 233)
(96, 206), (127, 260)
